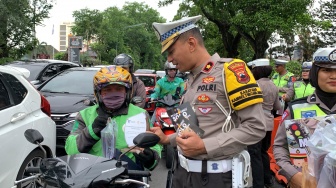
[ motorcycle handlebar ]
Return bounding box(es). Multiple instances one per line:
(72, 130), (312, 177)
(127, 170), (151, 178)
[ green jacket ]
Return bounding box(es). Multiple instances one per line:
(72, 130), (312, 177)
(65, 104), (162, 169)
(150, 76), (185, 99)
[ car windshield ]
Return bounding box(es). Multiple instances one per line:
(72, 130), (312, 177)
(39, 69), (97, 95)
(9, 64), (45, 81)
(136, 76), (155, 87)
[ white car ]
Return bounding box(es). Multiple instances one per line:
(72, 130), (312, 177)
(0, 66), (56, 188)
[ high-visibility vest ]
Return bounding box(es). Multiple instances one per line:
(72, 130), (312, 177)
(272, 71), (294, 96)
(293, 81), (315, 99)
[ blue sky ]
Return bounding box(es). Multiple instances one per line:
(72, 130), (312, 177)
(36, 0), (181, 49)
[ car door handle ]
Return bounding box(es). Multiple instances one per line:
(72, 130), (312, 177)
(11, 112), (27, 123)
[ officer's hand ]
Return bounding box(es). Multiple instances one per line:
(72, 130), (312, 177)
(149, 127), (170, 145)
(176, 131), (206, 157)
(289, 172), (302, 188)
(92, 112), (109, 137)
(133, 148), (156, 169)
(281, 94), (287, 100)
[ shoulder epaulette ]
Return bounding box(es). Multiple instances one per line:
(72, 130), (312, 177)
(217, 58), (233, 63)
(201, 61), (215, 73)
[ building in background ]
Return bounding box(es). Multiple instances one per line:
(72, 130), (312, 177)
(59, 21), (75, 52)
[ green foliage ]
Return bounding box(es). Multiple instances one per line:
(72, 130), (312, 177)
(72, 2), (166, 70)
(160, 0), (317, 59)
(0, 0), (53, 59)
(313, 0), (336, 46)
(0, 57), (14, 65)
(54, 52), (67, 61)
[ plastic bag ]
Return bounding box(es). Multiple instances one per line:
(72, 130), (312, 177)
(276, 98), (285, 115)
(307, 117), (336, 181)
(101, 117), (118, 159)
(317, 152), (336, 188)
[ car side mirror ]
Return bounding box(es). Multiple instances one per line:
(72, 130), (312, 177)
(131, 96), (144, 105)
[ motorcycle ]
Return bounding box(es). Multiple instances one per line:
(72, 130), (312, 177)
(151, 91), (181, 169)
(13, 129), (160, 188)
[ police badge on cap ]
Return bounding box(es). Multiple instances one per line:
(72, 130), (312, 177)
(152, 15), (202, 53)
(313, 48), (336, 68)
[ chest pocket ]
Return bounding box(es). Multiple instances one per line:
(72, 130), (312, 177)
(193, 92), (217, 105)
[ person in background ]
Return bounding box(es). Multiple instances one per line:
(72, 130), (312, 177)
(272, 59), (295, 116)
(150, 61), (185, 101)
(272, 59), (295, 102)
(282, 61), (315, 101)
(247, 59), (281, 188)
(273, 48), (336, 188)
(65, 66), (161, 174)
(150, 15), (266, 188)
(113, 53), (146, 108)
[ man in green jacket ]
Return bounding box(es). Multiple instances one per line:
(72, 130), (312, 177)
(65, 66), (161, 171)
(272, 59), (295, 101)
(150, 61), (185, 100)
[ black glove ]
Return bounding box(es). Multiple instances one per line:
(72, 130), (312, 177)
(92, 114), (108, 137)
(133, 148), (156, 169)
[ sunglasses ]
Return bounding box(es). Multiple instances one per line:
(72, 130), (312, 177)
(302, 70), (310, 72)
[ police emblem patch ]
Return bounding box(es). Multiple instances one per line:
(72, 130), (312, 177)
(310, 94), (316, 102)
(202, 62), (214, 73)
(301, 111), (317, 118)
(211, 163), (219, 171)
(227, 61), (250, 84)
(197, 94), (210, 102)
(202, 76), (215, 84)
(198, 107), (212, 115)
(329, 49), (336, 63)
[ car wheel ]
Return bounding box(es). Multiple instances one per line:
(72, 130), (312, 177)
(16, 149), (45, 188)
(166, 145), (175, 169)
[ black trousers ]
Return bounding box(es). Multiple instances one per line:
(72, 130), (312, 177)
(247, 131), (273, 188)
(172, 164), (232, 188)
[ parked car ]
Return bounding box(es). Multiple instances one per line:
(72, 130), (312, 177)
(0, 65), (56, 188)
(37, 67), (100, 156)
(134, 72), (158, 114)
(6, 59), (80, 87)
(135, 69), (156, 74)
(156, 70), (165, 79)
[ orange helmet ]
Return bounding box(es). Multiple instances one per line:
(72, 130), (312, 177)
(93, 66), (133, 106)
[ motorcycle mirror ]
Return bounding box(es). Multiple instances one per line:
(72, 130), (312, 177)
(116, 133), (160, 168)
(24, 129), (47, 158)
(24, 129), (44, 144)
(133, 133), (160, 148)
(130, 96), (144, 105)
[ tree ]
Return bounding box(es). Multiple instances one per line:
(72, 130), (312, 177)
(71, 8), (103, 47)
(314, 0), (336, 46)
(160, 0), (315, 59)
(0, 0), (53, 59)
(72, 2), (166, 70)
